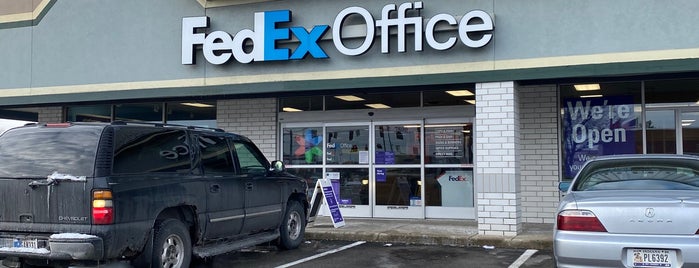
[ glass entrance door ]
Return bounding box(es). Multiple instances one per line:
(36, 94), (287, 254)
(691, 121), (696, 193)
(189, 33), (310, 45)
(282, 120), (475, 220)
(325, 123), (371, 217)
(372, 121), (424, 218)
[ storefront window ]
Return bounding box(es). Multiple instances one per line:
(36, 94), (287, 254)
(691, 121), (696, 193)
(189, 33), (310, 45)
(166, 101), (216, 128)
(560, 82), (643, 180)
(115, 103), (163, 123)
(285, 168), (322, 197)
(375, 125), (421, 164)
(326, 92), (420, 110)
(278, 86), (474, 112)
(645, 79), (699, 155)
(279, 96), (323, 112)
(375, 168), (421, 206)
(425, 124), (472, 164)
(645, 79), (699, 108)
(424, 168), (473, 207)
(423, 88), (476, 107)
(681, 111), (699, 156)
(326, 126), (370, 165)
(66, 101), (217, 126)
(282, 127), (323, 165)
(66, 105), (111, 122)
(326, 168), (369, 205)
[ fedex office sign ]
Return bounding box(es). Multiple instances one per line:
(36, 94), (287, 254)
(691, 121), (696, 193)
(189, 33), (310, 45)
(182, 2), (493, 65)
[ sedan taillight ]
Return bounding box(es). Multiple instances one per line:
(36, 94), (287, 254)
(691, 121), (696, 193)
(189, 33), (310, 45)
(557, 210), (607, 232)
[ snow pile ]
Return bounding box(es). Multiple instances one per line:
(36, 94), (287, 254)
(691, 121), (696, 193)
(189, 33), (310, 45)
(47, 171), (86, 183)
(50, 233), (98, 239)
(0, 247), (50, 254)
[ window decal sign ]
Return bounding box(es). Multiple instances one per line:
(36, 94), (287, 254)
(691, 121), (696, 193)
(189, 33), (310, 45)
(293, 129), (323, 164)
(182, 2), (494, 65)
(563, 96), (638, 178)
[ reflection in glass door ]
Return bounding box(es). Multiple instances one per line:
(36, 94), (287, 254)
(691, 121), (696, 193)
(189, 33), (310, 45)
(373, 122), (424, 218)
(326, 124), (371, 217)
(646, 110), (677, 154)
(681, 111), (699, 155)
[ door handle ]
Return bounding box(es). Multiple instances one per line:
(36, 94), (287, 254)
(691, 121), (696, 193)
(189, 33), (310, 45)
(210, 184), (221, 193)
(245, 182), (254, 191)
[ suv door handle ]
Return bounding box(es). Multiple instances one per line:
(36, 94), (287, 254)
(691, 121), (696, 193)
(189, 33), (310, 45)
(210, 184), (221, 193)
(245, 182), (254, 191)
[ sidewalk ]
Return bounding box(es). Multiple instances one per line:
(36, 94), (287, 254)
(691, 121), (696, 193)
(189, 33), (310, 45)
(305, 217), (553, 250)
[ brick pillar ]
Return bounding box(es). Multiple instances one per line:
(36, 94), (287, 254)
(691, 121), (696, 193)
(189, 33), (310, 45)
(216, 98), (278, 160)
(475, 81), (521, 237)
(520, 85), (560, 224)
(37, 107), (63, 123)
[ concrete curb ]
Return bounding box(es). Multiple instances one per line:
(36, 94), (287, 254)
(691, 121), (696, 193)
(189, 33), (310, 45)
(306, 228), (553, 250)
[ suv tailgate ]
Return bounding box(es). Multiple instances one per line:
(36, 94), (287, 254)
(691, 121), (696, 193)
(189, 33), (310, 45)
(0, 176), (92, 228)
(0, 124), (103, 233)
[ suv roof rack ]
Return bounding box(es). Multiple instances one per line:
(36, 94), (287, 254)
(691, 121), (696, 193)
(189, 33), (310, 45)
(109, 121), (225, 132)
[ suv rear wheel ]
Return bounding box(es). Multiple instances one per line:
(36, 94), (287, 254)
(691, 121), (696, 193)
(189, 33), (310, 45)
(152, 219), (192, 268)
(277, 201), (306, 250)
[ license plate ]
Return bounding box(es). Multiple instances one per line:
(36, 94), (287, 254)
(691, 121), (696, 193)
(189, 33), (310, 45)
(628, 249), (676, 268)
(13, 239), (38, 249)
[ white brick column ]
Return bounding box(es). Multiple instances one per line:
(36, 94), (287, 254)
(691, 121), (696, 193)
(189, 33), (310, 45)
(520, 85), (560, 224)
(475, 81), (521, 237)
(217, 98), (278, 160)
(37, 107), (63, 123)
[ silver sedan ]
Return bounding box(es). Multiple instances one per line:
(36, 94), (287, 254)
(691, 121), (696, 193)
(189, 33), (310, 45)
(554, 154), (699, 268)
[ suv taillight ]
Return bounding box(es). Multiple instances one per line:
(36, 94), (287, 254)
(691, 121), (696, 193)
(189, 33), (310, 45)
(92, 190), (114, 225)
(557, 210), (607, 232)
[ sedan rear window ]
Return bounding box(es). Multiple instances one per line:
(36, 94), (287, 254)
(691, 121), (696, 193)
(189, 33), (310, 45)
(575, 165), (699, 191)
(0, 126), (102, 178)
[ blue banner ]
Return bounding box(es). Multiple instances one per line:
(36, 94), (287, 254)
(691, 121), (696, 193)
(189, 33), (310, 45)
(321, 182), (344, 227)
(563, 96), (638, 178)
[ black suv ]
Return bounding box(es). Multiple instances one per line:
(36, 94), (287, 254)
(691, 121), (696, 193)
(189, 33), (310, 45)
(0, 122), (308, 267)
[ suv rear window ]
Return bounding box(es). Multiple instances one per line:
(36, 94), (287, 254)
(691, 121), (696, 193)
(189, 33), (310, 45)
(0, 126), (102, 178)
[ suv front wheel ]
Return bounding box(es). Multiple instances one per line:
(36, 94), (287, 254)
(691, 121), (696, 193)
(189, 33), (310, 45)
(277, 201), (306, 250)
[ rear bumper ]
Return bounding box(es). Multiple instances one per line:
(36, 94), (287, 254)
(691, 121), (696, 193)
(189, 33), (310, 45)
(554, 231), (699, 268)
(0, 235), (103, 260)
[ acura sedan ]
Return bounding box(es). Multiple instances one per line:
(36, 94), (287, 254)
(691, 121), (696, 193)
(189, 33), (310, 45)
(554, 154), (699, 268)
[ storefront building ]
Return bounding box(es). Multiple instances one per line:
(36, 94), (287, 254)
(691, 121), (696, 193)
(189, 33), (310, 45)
(2, 0), (699, 237)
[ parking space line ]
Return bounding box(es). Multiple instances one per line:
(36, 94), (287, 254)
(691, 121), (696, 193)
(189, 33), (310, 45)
(508, 249), (538, 268)
(275, 241), (367, 268)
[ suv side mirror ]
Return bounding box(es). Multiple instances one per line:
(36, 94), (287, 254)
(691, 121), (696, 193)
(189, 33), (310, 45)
(270, 160), (285, 172)
(558, 181), (572, 192)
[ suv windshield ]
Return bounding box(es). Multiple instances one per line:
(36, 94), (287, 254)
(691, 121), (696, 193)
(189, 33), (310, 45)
(0, 126), (102, 178)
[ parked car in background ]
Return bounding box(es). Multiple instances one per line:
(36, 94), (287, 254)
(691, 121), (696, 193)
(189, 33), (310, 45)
(0, 122), (308, 268)
(554, 154), (699, 268)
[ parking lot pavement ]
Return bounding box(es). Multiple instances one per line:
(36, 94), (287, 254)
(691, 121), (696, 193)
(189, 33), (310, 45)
(196, 240), (555, 268)
(305, 217), (554, 250)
